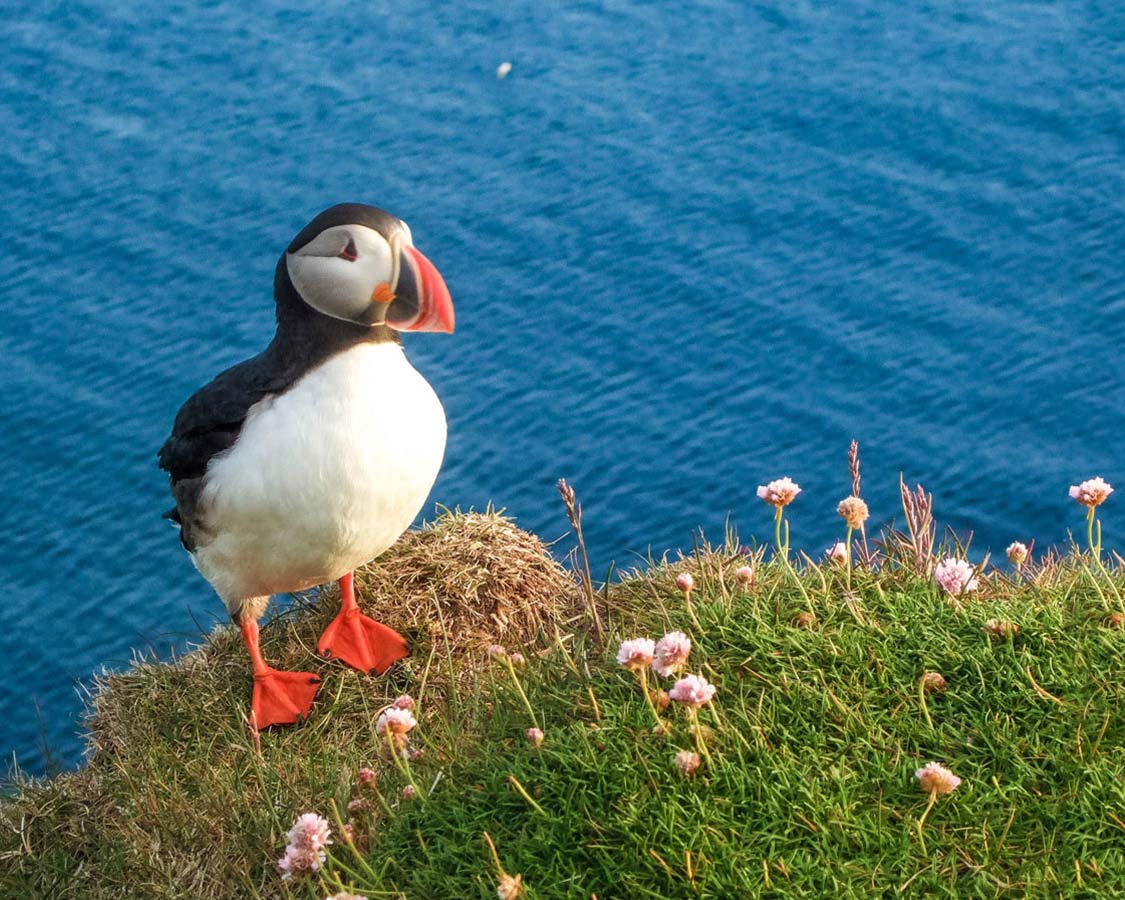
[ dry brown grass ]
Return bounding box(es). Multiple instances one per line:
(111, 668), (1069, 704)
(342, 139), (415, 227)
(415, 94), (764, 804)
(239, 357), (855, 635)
(354, 509), (581, 655)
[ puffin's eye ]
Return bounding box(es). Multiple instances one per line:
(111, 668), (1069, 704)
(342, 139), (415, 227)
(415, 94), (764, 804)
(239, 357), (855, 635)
(338, 237), (358, 262)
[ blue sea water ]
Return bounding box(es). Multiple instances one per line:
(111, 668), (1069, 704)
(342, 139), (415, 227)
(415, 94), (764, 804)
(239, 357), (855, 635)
(1, 0), (1123, 775)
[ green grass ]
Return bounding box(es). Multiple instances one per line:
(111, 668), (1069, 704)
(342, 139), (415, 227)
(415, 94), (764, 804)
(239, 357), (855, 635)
(3, 511), (1125, 899)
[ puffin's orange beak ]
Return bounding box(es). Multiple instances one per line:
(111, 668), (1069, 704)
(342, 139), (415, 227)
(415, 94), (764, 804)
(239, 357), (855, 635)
(385, 245), (455, 333)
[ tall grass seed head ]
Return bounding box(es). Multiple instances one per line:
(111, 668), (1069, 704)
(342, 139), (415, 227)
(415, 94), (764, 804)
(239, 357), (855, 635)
(915, 762), (961, 795)
(675, 750), (701, 777)
(1069, 477), (1114, 507)
(837, 496), (870, 528)
(652, 630), (691, 677)
(616, 637), (656, 670)
(669, 674), (716, 709)
(934, 557), (979, 595)
(1006, 542), (1029, 566)
(757, 476), (801, 508)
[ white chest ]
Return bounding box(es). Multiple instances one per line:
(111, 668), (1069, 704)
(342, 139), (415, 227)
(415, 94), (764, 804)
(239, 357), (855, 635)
(194, 342), (446, 602)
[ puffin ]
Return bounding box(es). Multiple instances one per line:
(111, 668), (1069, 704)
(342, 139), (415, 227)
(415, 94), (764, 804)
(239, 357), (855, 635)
(158, 203), (454, 729)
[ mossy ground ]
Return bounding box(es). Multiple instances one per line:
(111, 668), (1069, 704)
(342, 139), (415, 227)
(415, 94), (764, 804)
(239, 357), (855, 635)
(2, 511), (1125, 899)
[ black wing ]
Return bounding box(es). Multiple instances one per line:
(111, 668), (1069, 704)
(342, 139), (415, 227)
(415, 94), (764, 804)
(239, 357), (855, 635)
(158, 351), (288, 551)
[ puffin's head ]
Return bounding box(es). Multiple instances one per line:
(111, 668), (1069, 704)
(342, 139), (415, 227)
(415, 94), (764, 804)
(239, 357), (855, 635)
(282, 203), (454, 333)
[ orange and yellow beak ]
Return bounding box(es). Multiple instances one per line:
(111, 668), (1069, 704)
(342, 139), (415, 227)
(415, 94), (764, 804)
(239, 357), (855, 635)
(385, 245), (455, 333)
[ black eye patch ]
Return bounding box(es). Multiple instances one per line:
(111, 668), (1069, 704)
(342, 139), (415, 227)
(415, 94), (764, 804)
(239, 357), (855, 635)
(338, 237), (358, 262)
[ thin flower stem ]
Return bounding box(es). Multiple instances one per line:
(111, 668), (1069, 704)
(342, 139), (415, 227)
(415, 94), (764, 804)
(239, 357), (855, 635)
(326, 798), (383, 883)
(683, 588), (703, 632)
(504, 657), (540, 730)
(918, 674), (933, 731)
(385, 732), (425, 801)
(508, 774), (548, 816)
(845, 526), (854, 592)
(1087, 507), (1097, 558)
(916, 790), (938, 854)
(689, 707), (713, 765)
(483, 831), (505, 878)
(638, 667), (664, 730)
(774, 507), (784, 560)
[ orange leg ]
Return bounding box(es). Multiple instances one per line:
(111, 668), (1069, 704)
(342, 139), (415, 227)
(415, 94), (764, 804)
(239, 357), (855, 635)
(317, 572), (409, 674)
(239, 618), (320, 729)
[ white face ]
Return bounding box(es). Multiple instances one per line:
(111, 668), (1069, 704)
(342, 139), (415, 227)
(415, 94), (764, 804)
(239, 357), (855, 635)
(285, 223), (411, 325)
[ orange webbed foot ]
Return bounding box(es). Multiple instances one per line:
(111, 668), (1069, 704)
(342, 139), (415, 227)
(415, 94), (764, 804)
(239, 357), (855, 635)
(318, 606), (409, 675)
(250, 667), (321, 729)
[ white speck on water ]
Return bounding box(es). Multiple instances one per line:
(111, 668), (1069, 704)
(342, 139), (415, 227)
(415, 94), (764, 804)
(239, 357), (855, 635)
(496, 61), (512, 79)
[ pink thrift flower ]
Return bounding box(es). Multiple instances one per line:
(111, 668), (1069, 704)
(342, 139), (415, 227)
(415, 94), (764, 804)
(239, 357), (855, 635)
(934, 558), (978, 595)
(488, 643), (507, 659)
(357, 767), (376, 786)
(1070, 477), (1114, 508)
(734, 565), (754, 586)
(509, 651), (527, 667)
(825, 541), (848, 563)
(376, 707), (417, 737)
(278, 812), (331, 879)
(401, 784), (417, 800)
(675, 750), (701, 777)
(652, 631), (691, 678)
(915, 762), (961, 795)
(1006, 542), (1029, 566)
(675, 572), (695, 593)
(616, 637), (656, 671)
(526, 727), (544, 748)
(757, 477), (801, 508)
(287, 813), (331, 852)
(278, 843), (326, 880)
(326, 892), (369, 900)
(393, 694), (415, 710)
(497, 873), (524, 900)
(408, 747), (425, 760)
(837, 496), (870, 529)
(669, 674), (716, 709)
